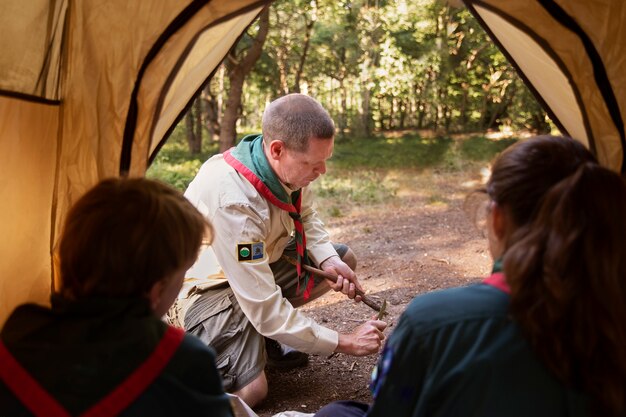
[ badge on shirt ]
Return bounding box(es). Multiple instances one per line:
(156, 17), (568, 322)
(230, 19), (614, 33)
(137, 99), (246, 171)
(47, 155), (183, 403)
(237, 242), (265, 262)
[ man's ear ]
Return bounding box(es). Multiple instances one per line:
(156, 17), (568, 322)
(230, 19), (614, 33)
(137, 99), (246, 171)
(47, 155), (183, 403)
(267, 140), (285, 161)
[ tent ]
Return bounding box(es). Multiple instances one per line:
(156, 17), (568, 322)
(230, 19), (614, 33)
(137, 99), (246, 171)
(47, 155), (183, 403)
(0, 0), (270, 325)
(462, 0), (625, 172)
(1, 0), (624, 326)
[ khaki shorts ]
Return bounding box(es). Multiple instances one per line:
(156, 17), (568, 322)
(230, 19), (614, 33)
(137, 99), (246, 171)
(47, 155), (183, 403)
(168, 242), (348, 392)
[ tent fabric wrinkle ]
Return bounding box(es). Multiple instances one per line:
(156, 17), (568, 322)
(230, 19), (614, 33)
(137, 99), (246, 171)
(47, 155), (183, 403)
(149, 7), (265, 163)
(120, 0), (268, 176)
(0, 0), (268, 326)
(538, 0), (625, 167)
(467, 2), (593, 151)
(0, 0), (67, 100)
(464, 0), (626, 172)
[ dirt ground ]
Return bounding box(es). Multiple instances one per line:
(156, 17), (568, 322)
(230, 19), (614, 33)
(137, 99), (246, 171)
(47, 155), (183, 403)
(255, 166), (494, 417)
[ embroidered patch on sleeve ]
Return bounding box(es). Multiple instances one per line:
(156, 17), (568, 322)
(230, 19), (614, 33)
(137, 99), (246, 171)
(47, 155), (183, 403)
(237, 242), (265, 262)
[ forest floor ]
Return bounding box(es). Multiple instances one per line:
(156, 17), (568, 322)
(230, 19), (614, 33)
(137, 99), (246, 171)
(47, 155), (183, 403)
(255, 163), (495, 416)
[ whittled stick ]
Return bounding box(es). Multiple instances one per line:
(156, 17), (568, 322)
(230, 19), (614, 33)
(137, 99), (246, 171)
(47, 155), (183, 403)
(281, 256), (385, 314)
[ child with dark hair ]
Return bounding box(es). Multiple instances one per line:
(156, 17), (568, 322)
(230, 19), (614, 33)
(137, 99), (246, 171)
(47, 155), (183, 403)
(0, 178), (234, 417)
(316, 135), (626, 417)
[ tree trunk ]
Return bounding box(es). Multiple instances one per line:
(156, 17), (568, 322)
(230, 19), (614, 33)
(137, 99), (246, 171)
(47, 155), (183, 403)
(293, 2), (317, 93)
(359, 83), (371, 137)
(417, 99), (425, 129)
(488, 92), (513, 129)
(219, 7), (270, 153)
(194, 99), (203, 147)
(460, 83), (468, 130)
(531, 110), (550, 133)
(186, 105), (201, 154)
(276, 42), (290, 95)
(388, 96), (395, 130)
(443, 104), (451, 132)
(216, 65), (224, 129)
(414, 81), (425, 129)
(202, 84), (220, 142)
(357, 51), (373, 137)
(220, 73), (244, 152)
(479, 92), (490, 130)
(338, 77), (347, 139)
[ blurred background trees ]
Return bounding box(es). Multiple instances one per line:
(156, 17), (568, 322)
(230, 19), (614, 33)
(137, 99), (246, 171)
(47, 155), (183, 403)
(178, 0), (549, 154)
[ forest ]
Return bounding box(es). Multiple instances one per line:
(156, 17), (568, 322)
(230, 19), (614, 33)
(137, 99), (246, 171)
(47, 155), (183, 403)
(177, 0), (550, 155)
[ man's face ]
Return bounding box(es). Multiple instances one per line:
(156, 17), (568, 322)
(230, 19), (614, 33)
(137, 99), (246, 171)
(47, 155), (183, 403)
(277, 137), (334, 189)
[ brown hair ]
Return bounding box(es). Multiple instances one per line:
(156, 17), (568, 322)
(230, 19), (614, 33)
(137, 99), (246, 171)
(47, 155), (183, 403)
(488, 136), (626, 416)
(487, 135), (596, 228)
(262, 93), (335, 152)
(58, 177), (210, 299)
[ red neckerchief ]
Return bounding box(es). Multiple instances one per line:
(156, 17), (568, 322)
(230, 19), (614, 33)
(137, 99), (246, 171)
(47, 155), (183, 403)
(483, 271), (510, 294)
(224, 148), (314, 299)
(0, 326), (184, 417)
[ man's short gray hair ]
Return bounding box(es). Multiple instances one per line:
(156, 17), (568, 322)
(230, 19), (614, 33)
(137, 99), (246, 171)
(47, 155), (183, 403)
(262, 94), (335, 152)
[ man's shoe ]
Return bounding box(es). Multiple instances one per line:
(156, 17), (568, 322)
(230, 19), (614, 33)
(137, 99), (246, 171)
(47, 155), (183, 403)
(265, 338), (309, 370)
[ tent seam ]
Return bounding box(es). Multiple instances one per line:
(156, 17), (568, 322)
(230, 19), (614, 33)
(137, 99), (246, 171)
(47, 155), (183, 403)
(147, 0), (271, 167)
(463, 0), (596, 156)
(537, 0), (626, 172)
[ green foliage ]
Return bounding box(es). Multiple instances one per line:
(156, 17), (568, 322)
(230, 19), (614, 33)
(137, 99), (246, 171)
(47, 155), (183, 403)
(175, 0), (550, 156)
(326, 133), (518, 171)
(329, 134), (452, 169)
(312, 169), (398, 218)
(148, 130), (518, 219)
(310, 4), (362, 81)
(148, 159), (204, 191)
(146, 124), (219, 191)
(314, 132), (519, 217)
(459, 136), (518, 161)
(314, 169), (397, 203)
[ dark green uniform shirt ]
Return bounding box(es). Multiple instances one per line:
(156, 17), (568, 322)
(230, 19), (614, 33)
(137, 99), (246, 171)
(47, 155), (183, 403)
(0, 296), (233, 417)
(367, 284), (588, 417)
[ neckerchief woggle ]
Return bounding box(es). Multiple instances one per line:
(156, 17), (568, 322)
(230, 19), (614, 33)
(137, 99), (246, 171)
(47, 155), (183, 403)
(223, 134), (315, 299)
(483, 258), (510, 293)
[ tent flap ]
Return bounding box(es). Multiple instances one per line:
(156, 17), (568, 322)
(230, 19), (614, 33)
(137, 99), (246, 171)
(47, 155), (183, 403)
(464, 0), (626, 172)
(0, 0), (268, 326)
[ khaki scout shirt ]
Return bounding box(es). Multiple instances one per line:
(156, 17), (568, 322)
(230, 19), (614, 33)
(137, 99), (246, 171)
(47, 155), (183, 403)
(181, 154), (339, 355)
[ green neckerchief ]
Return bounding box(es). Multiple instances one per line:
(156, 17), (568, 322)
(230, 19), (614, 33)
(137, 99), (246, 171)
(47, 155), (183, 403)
(230, 134), (299, 205)
(492, 258), (503, 273)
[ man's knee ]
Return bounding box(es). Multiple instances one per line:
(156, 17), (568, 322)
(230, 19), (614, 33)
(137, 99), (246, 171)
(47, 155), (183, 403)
(233, 371), (268, 408)
(340, 247), (357, 271)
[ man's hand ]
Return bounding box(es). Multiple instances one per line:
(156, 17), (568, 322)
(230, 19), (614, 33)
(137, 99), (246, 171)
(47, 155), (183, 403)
(320, 255), (363, 302)
(335, 320), (387, 356)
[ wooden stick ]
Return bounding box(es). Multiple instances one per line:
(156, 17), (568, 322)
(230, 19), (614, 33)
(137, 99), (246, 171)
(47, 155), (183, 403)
(281, 255), (385, 314)
(377, 299), (387, 320)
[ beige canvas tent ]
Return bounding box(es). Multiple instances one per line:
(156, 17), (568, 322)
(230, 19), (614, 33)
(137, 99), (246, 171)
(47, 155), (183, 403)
(1, 0), (624, 327)
(462, 0), (626, 173)
(0, 0), (270, 325)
